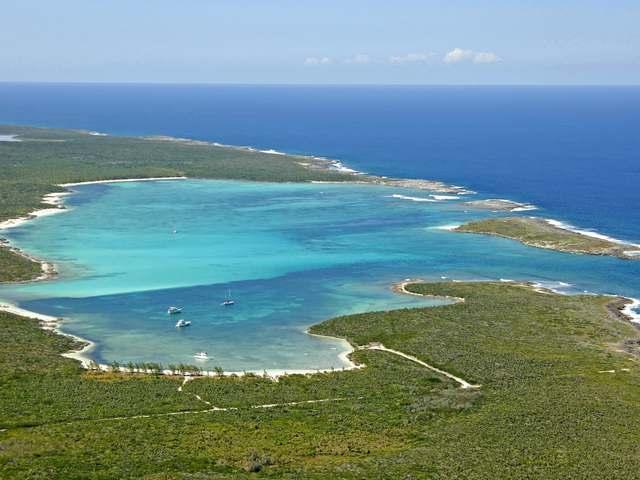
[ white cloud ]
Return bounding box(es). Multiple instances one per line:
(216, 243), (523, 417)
(443, 48), (475, 64)
(389, 52), (436, 64)
(303, 49), (500, 67)
(304, 56), (332, 66)
(344, 53), (371, 64)
(473, 51), (501, 64)
(443, 48), (501, 64)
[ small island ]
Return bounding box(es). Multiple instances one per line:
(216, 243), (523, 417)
(455, 217), (640, 260)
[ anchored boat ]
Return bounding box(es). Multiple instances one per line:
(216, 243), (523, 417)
(221, 289), (235, 306)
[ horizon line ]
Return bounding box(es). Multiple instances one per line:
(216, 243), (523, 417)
(1, 81), (639, 88)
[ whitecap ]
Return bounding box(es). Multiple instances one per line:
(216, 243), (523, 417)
(622, 298), (640, 323)
(430, 194), (460, 201)
(259, 149), (287, 156)
(530, 281), (573, 295)
(0, 134), (21, 142)
(386, 194), (437, 203)
(431, 224), (461, 231)
(545, 219), (640, 248)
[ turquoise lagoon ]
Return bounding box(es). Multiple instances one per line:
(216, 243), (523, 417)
(1, 179), (639, 371)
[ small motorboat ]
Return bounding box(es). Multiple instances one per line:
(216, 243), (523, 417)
(175, 319), (191, 328)
(194, 351), (209, 360)
(167, 306), (182, 315)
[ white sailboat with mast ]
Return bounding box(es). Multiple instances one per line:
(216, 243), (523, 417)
(221, 288), (235, 306)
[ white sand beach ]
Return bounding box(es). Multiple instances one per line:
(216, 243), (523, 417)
(0, 301), (96, 367)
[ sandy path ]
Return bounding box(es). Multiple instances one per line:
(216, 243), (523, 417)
(361, 343), (479, 389)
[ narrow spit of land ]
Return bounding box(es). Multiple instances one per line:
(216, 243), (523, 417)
(455, 216), (640, 260)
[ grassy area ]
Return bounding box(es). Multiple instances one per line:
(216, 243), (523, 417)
(455, 216), (640, 260)
(0, 125), (357, 282)
(0, 246), (42, 283)
(2, 282), (640, 478)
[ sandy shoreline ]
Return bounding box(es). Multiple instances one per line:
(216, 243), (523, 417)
(0, 177), (188, 235)
(393, 278), (466, 304)
(59, 176), (188, 187)
(0, 301), (96, 368)
(0, 296), (360, 378)
(0, 191), (71, 230)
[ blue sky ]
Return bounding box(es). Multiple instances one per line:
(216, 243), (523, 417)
(2, 0), (639, 84)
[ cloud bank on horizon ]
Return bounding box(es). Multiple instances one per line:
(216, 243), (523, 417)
(305, 48), (502, 67)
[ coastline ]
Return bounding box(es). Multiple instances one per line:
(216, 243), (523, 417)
(543, 218), (640, 253)
(621, 297), (640, 324)
(0, 301), (96, 368)
(0, 297), (361, 379)
(0, 191), (71, 230)
(1, 129), (639, 374)
(454, 217), (640, 261)
(59, 176), (188, 187)
(0, 177), (190, 281)
(392, 278), (465, 304)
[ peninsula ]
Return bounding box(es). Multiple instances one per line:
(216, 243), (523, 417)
(455, 217), (640, 260)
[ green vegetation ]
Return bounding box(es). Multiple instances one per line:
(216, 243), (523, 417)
(2, 282), (640, 478)
(456, 216), (640, 260)
(0, 125), (357, 281)
(0, 125), (355, 224)
(0, 246), (42, 282)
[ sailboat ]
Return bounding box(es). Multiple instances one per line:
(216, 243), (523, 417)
(221, 289), (235, 306)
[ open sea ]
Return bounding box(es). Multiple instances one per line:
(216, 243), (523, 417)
(0, 84), (639, 370)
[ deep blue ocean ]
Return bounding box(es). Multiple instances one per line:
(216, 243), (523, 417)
(1, 83), (639, 242)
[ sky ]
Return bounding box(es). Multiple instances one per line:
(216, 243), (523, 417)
(2, 0), (639, 85)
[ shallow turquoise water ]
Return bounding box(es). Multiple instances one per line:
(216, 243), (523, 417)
(1, 179), (639, 371)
